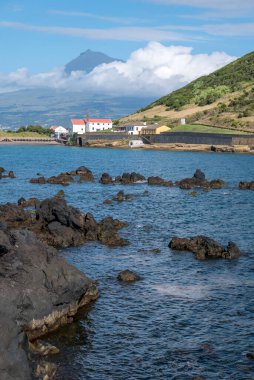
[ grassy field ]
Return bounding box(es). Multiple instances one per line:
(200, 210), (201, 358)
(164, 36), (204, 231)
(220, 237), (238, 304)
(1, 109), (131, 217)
(0, 131), (51, 138)
(171, 124), (248, 134)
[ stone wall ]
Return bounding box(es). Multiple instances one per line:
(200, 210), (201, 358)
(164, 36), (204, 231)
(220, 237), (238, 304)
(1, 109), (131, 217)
(75, 133), (129, 146)
(74, 132), (254, 147)
(144, 132), (254, 146)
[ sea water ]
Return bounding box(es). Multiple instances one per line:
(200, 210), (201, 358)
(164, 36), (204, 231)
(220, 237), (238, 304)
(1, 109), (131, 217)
(0, 145), (254, 379)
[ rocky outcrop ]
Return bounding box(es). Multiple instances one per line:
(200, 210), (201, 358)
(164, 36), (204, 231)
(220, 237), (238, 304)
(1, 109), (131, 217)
(239, 181), (254, 190)
(0, 227), (99, 380)
(100, 172), (146, 185)
(115, 172), (146, 184)
(0, 195), (129, 379)
(117, 270), (142, 282)
(100, 172), (114, 184)
(147, 176), (173, 187)
(30, 167), (94, 186)
(0, 196), (128, 248)
(169, 235), (241, 260)
(175, 169), (226, 190)
(0, 167), (16, 179)
(30, 176), (46, 184)
(68, 166), (94, 182)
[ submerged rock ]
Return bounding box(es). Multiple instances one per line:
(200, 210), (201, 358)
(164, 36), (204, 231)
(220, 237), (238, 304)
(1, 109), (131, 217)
(112, 190), (135, 202)
(169, 235), (241, 260)
(117, 270), (142, 282)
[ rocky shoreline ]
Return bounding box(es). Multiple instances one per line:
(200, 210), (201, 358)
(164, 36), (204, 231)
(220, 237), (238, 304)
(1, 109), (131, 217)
(0, 195), (128, 380)
(79, 139), (254, 154)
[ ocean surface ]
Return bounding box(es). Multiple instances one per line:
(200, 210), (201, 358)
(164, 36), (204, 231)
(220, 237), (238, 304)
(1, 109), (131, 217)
(1, 145), (254, 380)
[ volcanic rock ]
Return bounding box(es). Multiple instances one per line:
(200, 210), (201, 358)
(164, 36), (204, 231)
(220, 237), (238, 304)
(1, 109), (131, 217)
(147, 176), (173, 186)
(0, 228), (98, 380)
(176, 169), (225, 190)
(239, 181), (254, 190)
(117, 269), (142, 282)
(30, 176), (46, 184)
(100, 172), (114, 184)
(169, 235), (241, 260)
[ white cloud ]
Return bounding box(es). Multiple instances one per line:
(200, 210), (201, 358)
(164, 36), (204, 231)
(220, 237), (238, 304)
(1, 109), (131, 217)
(48, 10), (143, 25)
(0, 21), (193, 42)
(0, 42), (235, 97)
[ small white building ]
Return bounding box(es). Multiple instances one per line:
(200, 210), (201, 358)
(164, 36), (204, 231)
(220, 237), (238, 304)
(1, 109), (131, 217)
(71, 119), (86, 134)
(120, 122), (147, 135)
(50, 126), (68, 138)
(71, 118), (112, 134)
(85, 118), (112, 132)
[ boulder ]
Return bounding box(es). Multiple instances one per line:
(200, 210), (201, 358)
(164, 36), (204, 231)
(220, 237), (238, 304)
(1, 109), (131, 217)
(76, 166), (94, 182)
(0, 228), (99, 380)
(117, 269), (142, 282)
(147, 176), (173, 187)
(47, 173), (74, 186)
(30, 176), (46, 184)
(239, 181), (254, 190)
(8, 171), (15, 178)
(209, 179), (226, 189)
(100, 172), (113, 184)
(169, 235), (241, 260)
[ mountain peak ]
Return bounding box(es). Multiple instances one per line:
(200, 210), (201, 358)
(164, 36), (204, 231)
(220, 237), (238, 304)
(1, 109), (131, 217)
(65, 50), (124, 74)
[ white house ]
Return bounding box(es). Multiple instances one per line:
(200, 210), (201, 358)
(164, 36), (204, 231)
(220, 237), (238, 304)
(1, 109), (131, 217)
(85, 118), (112, 132)
(120, 122), (147, 135)
(71, 119), (86, 134)
(71, 118), (112, 134)
(50, 126), (68, 138)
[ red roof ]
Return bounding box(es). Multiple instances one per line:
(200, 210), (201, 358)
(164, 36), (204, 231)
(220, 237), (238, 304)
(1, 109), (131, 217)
(71, 119), (85, 125)
(85, 118), (112, 123)
(50, 126), (59, 130)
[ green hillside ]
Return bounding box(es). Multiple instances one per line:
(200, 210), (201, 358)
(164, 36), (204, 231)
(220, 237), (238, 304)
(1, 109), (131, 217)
(140, 51), (254, 115)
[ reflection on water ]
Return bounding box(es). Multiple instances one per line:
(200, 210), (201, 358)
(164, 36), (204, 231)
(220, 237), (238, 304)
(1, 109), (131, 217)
(0, 145), (254, 379)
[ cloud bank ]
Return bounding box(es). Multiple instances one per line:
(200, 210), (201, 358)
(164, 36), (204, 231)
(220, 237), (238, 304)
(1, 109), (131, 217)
(0, 42), (235, 97)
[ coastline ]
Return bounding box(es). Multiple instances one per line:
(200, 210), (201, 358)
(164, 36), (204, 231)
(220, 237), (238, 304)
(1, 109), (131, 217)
(0, 139), (61, 145)
(80, 139), (254, 154)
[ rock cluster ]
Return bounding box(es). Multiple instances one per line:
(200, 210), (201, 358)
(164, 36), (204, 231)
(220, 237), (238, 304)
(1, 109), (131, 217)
(0, 167), (15, 179)
(0, 196), (128, 248)
(169, 235), (241, 260)
(30, 166), (94, 186)
(239, 181), (254, 190)
(100, 172), (145, 185)
(175, 169), (225, 190)
(0, 194), (129, 379)
(104, 190), (135, 204)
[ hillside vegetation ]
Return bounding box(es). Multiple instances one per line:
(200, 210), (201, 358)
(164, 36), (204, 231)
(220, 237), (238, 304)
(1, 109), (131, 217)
(120, 51), (254, 132)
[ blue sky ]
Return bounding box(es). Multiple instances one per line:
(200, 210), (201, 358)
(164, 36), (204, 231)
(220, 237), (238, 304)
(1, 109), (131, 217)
(1, 0), (253, 73)
(0, 0), (253, 98)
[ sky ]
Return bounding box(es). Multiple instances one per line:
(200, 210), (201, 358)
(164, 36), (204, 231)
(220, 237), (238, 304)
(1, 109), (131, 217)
(0, 0), (253, 97)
